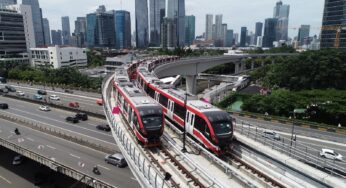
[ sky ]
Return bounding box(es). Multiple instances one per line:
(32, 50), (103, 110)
(31, 0), (324, 38)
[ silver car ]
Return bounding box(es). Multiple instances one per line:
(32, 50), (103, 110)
(320, 149), (343, 161)
(105, 153), (127, 168)
(263, 130), (281, 141)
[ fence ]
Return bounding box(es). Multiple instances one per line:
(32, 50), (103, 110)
(236, 121), (346, 178)
(102, 75), (172, 188)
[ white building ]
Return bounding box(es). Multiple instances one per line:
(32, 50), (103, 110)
(30, 46), (87, 69)
(7, 4), (36, 50)
(256, 36), (263, 47)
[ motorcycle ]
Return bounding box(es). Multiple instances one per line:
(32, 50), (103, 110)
(14, 128), (20, 135)
(92, 166), (101, 175)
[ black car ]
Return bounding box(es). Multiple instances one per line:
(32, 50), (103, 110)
(0, 88), (9, 93)
(75, 113), (88, 121)
(5, 85), (16, 92)
(37, 90), (47, 95)
(66, 116), (79, 123)
(96, 124), (111, 132)
(0, 103), (8, 109)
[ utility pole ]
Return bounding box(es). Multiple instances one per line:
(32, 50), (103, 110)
(181, 92), (188, 153)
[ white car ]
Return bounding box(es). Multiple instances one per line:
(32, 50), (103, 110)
(39, 105), (51, 111)
(320, 149), (343, 161)
(49, 95), (60, 100)
(16, 91), (25, 96)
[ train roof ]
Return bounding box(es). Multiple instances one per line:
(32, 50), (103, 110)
(114, 67), (158, 108)
(138, 64), (222, 113)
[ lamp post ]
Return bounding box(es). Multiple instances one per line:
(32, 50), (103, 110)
(181, 92), (188, 153)
(290, 111), (296, 147)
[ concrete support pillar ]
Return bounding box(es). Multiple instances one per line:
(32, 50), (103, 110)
(251, 62), (255, 70)
(185, 75), (197, 95)
(240, 61), (246, 72)
(234, 62), (240, 74)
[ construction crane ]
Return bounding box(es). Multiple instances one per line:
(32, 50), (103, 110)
(321, 25), (346, 48)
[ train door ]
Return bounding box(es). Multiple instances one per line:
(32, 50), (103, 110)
(185, 111), (195, 134)
(167, 100), (174, 119)
(154, 91), (160, 102)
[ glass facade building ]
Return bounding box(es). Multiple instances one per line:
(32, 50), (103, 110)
(61, 16), (71, 45)
(321, 0), (346, 50)
(263, 18), (278, 47)
(135, 0), (149, 48)
(22, 0), (44, 47)
(42, 18), (50, 45)
(115, 10), (131, 49)
(184, 15), (195, 46)
(240, 27), (247, 47)
(149, 0), (165, 46)
(51, 30), (62, 45)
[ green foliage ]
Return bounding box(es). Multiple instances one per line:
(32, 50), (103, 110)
(87, 50), (103, 68)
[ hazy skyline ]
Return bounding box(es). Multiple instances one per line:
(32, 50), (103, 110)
(35, 0), (324, 38)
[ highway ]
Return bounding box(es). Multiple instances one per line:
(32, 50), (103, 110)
(0, 117), (140, 188)
(0, 82), (104, 114)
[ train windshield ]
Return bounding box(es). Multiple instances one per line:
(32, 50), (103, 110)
(139, 107), (163, 129)
(206, 111), (232, 136)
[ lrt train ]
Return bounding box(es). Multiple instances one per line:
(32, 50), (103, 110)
(135, 61), (234, 154)
(112, 67), (164, 147)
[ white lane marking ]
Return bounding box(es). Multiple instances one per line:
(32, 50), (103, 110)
(10, 107), (111, 137)
(0, 110), (115, 146)
(131, 177), (137, 181)
(26, 137), (34, 142)
(17, 138), (25, 143)
(70, 153), (81, 159)
(87, 123), (96, 126)
(46, 145), (56, 150)
(0, 175), (12, 184)
(97, 165), (110, 171)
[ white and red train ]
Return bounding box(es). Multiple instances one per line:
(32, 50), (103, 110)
(112, 67), (164, 147)
(134, 59), (234, 154)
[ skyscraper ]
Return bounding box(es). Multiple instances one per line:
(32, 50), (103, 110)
(61, 16), (71, 45)
(321, 0), (346, 50)
(0, 0), (17, 6)
(22, 0), (45, 47)
(298, 25), (310, 46)
(240, 27), (247, 47)
(161, 18), (177, 48)
(135, 0), (149, 48)
(51, 30), (62, 45)
(214, 14), (223, 40)
(225, 30), (233, 47)
(42, 18), (50, 45)
(184, 15), (195, 46)
(263, 18), (278, 47)
(166, 0), (185, 47)
(273, 1), (289, 41)
(115, 10), (132, 49)
(255, 22), (263, 44)
(221, 24), (227, 47)
(149, 0), (165, 46)
(205, 14), (213, 41)
(74, 17), (87, 47)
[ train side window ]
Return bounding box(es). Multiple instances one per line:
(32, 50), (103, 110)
(148, 86), (155, 98)
(159, 94), (168, 107)
(195, 116), (206, 133)
(174, 104), (186, 120)
(123, 100), (128, 113)
(134, 116), (139, 129)
(204, 125), (211, 138)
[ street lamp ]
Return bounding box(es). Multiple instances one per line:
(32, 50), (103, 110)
(290, 111), (296, 147)
(181, 92), (188, 153)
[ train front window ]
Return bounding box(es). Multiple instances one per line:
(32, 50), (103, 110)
(206, 111), (232, 136)
(139, 106), (163, 129)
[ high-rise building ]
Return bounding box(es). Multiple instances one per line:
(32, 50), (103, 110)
(298, 25), (310, 46)
(166, 0), (185, 47)
(225, 30), (233, 47)
(51, 30), (62, 45)
(74, 17), (87, 47)
(214, 14), (223, 40)
(61, 16), (71, 45)
(115, 10), (132, 49)
(221, 24), (227, 47)
(22, 0), (45, 47)
(149, 0), (165, 46)
(135, 0), (149, 48)
(240, 27), (247, 47)
(233, 33), (239, 45)
(212, 24), (216, 41)
(42, 18), (50, 45)
(263, 18), (278, 47)
(86, 6), (115, 48)
(184, 15), (195, 46)
(273, 1), (289, 41)
(205, 14), (213, 41)
(0, 0), (17, 6)
(161, 17), (177, 48)
(255, 22), (263, 44)
(321, 0), (346, 50)
(0, 8), (29, 64)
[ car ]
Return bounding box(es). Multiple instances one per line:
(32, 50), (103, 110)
(37, 90), (47, 95)
(49, 94), (60, 100)
(39, 105), (50, 111)
(33, 94), (43, 100)
(263, 130), (281, 141)
(97, 124), (111, 132)
(5, 85), (16, 92)
(320, 149), (343, 161)
(105, 153), (127, 168)
(96, 99), (103, 106)
(0, 88), (9, 93)
(69, 102), (79, 108)
(66, 116), (79, 123)
(16, 91), (25, 96)
(64, 89), (73, 94)
(0, 103), (8, 109)
(12, 155), (24, 165)
(75, 112), (88, 121)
